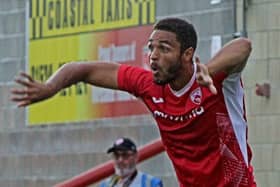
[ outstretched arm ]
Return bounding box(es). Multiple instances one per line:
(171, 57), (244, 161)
(11, 62), (120, 107)
(195, 37), (252, 94)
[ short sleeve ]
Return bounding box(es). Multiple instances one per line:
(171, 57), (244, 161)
(117, 64), (153, 97)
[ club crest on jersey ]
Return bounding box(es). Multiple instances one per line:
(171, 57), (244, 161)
(190, 87), (202, 105)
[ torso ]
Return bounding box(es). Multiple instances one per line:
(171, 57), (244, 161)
(118, 64), (253, 187)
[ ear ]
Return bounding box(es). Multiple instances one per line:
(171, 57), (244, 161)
(182, 47), (194, 62)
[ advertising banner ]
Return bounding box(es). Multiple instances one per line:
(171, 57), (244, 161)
(27, 0), (156, 125)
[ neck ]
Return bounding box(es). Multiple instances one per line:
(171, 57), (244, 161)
(169, 62), (194, 91)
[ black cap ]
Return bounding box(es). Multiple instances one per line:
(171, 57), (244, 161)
(107, 137), (137, 153)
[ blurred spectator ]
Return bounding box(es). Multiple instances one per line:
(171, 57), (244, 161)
(99, 137), (163, 187)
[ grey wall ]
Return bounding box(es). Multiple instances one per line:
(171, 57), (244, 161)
(240, 0), (280, 186)
(156, 0), (236, 63)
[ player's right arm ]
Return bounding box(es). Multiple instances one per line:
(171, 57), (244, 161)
(11, 62), (120, 107)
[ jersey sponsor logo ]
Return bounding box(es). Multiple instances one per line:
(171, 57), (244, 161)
(152, 97), (164, 103)
(153, 106), (204, 122)
(190, 87), (202, 105)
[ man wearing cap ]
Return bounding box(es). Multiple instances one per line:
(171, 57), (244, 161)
(99, 138), (163, 187)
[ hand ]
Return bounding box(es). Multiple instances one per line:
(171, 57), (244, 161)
(195, 57), (217, 95)
(10, 72), (55, 107)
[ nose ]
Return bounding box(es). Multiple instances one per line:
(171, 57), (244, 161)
(149, 48), (159, 62)
(115, 155), (124, 162)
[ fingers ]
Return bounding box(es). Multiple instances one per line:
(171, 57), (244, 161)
(20, 72), (34, 82)
(195, 56), (201, 73)
(209, 84), (217, 95)
(195, 56), (200, 64)
(194, 58), (217, 94)
(10, 88), (24, 95)
(195, 73), (218, 95)
(14, 77), (33, 87)
(196, 72), (211, 85)
(11, 72), (38, 107)
(10, 94), (30, 102)
(198, 80), (217, 94)
(14, 72), (35, 87)
(11, 86), (38, 95)
(202, 78), (217, 95)
(10, 88), (34, 101)
(17, 101), (31, 107)
(10, 93), (32, 107)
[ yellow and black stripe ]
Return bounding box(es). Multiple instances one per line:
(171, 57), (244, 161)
(29, 0), (156, 40)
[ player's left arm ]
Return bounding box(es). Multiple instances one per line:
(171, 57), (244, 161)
(206, 37), (252, 76)
(195, 37), (252, 94)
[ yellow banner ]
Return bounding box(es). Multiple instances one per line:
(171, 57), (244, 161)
(29, 0), (156, 40)
(27, 0), (155, 125)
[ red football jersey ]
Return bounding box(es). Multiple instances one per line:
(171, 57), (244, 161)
(117, 64), (256, 187)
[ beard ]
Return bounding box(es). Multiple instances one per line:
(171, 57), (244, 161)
(154, 60), (182, 85)
(114, 165), (136, 177)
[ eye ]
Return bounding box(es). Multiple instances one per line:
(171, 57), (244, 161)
(159, 45), (169, 53)
(147, 43), (153, 52)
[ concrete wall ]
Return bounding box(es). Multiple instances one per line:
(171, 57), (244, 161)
(156, 0), (236, 62)
(1, 0), (279, 186)
(237, 0), (280, 186)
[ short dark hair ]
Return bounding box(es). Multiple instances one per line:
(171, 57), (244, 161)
(153, 17), (197, 53)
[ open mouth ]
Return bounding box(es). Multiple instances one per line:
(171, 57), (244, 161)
(152, 69), (160, 78)
(152, 69), (158, 74)
(150, 63), (159, 75)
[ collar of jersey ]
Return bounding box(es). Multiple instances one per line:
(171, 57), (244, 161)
(168, 62), (196, 97)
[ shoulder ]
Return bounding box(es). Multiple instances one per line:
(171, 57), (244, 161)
(118, 64), (153, 84)
(119, 64), (151, 76)
(117, 64), (155, 95)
